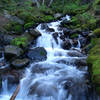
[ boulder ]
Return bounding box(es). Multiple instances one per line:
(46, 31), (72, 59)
(81, 31), (90, 37)
(41, 23), (49, 30)
(29, 28), (41, 38)
(60, 34), (66, 41)
(74, 58), (87, 67)
(61, 19), (71, 26)
(72, 39), (78, 47)
(3, 34), (16, 45)
(79, 36), (88, 48)
(52, 32), (58, 44)
(63, 28), (70, 36)
(4, 45), (23, 60)
(46, 28), (55, 32)
(0, 32), (16, 45)
(11, 58), (29, 69)
(27, 47), (47, 61)
(61, 40), (71, 50)
(67, 51), (84, 57)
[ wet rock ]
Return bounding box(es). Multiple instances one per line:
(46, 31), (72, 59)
(57, 27), (63, 31)
(52, 32), (58, 44)
(31, 64), (49, 74)
(63, 28), (70, 36)
(3, 34), (16, 45)
(67, 51), (84, 57)
(29, 81), (58, 98)
(79, 36), (88, 48)
(0, 32), (16, 45)
(61, 40), (71, 50)
(61, 19), (71, 26)
(4, 45), (23, 60)
(81, 31), (90, 37)
(29, 28), (41, 38)
(0, 63), (10, 74)
(70, 29), (81, 35)
(46, 28), (55, 32)
(41, 23), (49, 30)
(11, 58), (29, 69)
(72, 39), (78, 47)
(82, 44), (93, 54)
(54, 13), (63, 19)
(0, 47), (3, 58)
(74, 58), (87, 67)
(60, 34), (65, 41)
(56, 60), (67, 64)
(27, 47), (47, 61)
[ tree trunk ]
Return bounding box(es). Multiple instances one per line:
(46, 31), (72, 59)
(42, 0), (45, 5)
(48, 0), (54, 7)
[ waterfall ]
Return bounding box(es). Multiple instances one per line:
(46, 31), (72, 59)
(2, 79), (8, 94)
(0, 15), (95, 100)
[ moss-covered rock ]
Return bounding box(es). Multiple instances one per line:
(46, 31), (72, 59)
(87, 38), (100, 95)
(93, 28), (100, 37)
(70, 33), (79, 39)
(11, 36), (28, 47)
(5, 21), (23, 34)
(65, 12), (96, 30)
(24, 22), (35, 30)
(94, 5), (100, 15)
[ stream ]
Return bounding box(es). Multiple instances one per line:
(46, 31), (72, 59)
(0, 15), (98, 100)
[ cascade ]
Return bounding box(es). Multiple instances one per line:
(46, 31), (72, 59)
(0, 15), (96, 100)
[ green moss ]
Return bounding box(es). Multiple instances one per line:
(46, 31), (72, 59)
(5, 22), (23, 34)
(93, 28), (100, 37)
(96, 87), (100, 94)
(70, 33), (79, 38)
(40, 51), (46, 56)
(51, 0), (89, 14)
(63, 3), (89, 15)
(13, 24), (23, 33)
(41, 15), (55, 22)
(67, 12), (96, 30)
(94, 0), (100, 6)
(24, 22), (35, 30)
(39, 5), (53, 15)
(11, 36), (28, 47)
(87, 38), (100, 95)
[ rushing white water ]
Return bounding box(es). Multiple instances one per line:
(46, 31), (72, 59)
(0, 15), (90, 100)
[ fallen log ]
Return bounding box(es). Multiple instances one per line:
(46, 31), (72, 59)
(10, 84), (20, 100)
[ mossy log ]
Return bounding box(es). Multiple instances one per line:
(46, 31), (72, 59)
(10, 84), (20, 100)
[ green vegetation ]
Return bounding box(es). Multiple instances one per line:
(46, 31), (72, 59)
(65, 12), (97, 30)
(11, 36), (28, 47)
(70, 33), (79, 38)
(87, 38), (100, 95)
(5, 22), (23, 34)
(93, 28), (100, 37)
(24, 22), (35, 30)
(0, 0), (100, 95)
